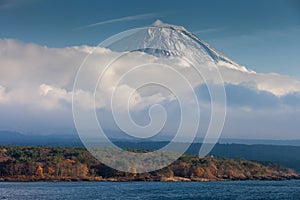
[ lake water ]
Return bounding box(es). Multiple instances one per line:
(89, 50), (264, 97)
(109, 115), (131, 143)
(0, 180), (300, 199)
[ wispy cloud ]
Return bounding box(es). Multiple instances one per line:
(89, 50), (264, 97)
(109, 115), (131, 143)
(0, 0), (28, 10)
(76, 13), (158, 30)
(0, 0), (15, 9)
(193, 27), (224, 34)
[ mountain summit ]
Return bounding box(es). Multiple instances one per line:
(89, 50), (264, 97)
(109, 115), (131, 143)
(151, 20), (253, 73)
(110, 20), (252, 73)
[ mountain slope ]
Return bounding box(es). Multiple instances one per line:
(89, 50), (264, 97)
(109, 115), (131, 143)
(150, 20), (252, 73)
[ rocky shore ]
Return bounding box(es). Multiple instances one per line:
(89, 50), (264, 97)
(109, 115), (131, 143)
(1, 174), (299, 182)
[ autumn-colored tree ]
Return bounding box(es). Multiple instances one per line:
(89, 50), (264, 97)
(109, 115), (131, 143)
(66, 159), (75, 163)
(1, 148), (7, 153)
(192, 166), (204, 177)
(132, 167), (137, 177)
(47, 166), (55, 175)
(81, 164), (89, 177)
(37, 165), (43, 176)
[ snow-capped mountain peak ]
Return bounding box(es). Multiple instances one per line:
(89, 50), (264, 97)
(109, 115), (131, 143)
(150, 20), (253, 73)
(152, 19), (187, 31)
(108, 20), (254, 73)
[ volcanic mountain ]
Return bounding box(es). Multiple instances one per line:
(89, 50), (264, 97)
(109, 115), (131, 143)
(109, 20), (252, 73)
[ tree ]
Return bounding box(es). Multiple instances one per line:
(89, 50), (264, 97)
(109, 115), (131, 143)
(47, 166), (55, 175)
(192, 166), (204, 177)
(37, 165), (43, 176)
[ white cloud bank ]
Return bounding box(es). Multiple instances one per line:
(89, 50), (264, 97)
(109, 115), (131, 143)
(0, 38), (300, 138)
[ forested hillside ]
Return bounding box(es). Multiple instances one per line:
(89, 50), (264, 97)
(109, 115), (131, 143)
(0, 146), (298, 182)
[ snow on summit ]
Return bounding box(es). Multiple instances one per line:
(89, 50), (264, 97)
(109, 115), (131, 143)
(147, 20), (253, 74)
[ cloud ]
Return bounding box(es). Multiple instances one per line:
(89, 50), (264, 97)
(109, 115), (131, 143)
(0, 38), (300, 138)
(0, 0), (19, 9)
(39, 84), (71, 110)
(0, 85), (7, 103)
(197, 83), (300, 109)
(217, 63), (300, 96)
(281, 92), (300, 107)
(76, 13), (158, 29)
(1, 38), (299, 104)
(193, 27), (224, 34)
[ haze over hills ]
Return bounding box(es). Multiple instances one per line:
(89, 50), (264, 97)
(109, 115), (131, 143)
(2, 130), (300, 146)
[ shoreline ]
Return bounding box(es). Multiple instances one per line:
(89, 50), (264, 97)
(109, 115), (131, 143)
(1, 175), (299, 182)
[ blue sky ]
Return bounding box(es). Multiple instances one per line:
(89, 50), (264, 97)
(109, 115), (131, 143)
(0, 0), (300, 77)
(0, 0), (300, 139)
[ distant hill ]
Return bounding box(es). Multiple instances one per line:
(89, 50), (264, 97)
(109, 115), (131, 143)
(218, 138), (300, 146)
(0, 131), (82, 146)
(2, 131), (300, 146)
(0, 131), (25, 139)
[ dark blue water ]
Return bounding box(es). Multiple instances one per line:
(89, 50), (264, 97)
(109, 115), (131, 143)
(0, 180), (300, 200)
